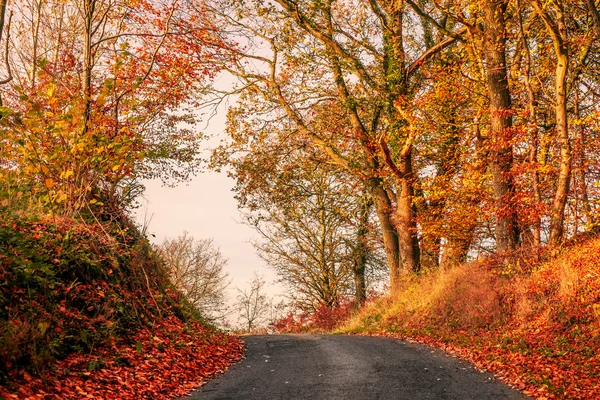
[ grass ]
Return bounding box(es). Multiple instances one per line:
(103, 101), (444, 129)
(338, 238), (600, 400)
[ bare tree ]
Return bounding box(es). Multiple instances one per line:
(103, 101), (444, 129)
(157, 232), (230, 322)
(236, 273), (270, 332)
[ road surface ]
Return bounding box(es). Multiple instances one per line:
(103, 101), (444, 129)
(188, 334), (528, 400)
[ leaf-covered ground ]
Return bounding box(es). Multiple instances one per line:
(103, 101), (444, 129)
(1, 316), (243, 399)
(341, 237), (600, 400)
(0, 214), (244, 399)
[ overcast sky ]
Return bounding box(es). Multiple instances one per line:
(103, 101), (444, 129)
(134, 97), (284, 306)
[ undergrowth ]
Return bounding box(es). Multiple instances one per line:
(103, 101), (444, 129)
(339, 238), (600, 400)
(0, 206), (243, 398)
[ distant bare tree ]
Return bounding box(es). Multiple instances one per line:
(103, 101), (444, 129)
(158, 232), (230, 322)
(236, 273), (270, 331)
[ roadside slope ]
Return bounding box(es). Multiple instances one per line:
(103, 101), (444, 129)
(340, 238), (600, 399)
(0, 213), (243, 399)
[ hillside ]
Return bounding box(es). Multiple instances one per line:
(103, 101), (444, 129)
(0, 212), (243, 399)
(340, 238), (600, 400)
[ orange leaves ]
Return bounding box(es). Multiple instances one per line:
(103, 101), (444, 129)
(345, 237), (600, 399)
(0, 317), (244, 399)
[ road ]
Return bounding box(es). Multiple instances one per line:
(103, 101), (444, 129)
(188, 334), (528, 400)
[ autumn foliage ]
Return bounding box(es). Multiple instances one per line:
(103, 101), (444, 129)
(342, 236), (600, 399)
(271, 300), (358, 334)
(0, 213), (243, 398)
(0, 316), (243, 399)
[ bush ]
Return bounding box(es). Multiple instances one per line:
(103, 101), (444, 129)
(271, 300), (357, 333)
(0, 212), (184, 384)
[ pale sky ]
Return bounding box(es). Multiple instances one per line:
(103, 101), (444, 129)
(134, 101), (284, 307)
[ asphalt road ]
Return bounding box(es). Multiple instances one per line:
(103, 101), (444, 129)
(188, 334), (529, 400)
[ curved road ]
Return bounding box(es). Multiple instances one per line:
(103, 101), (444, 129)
(189, 334), (528, 400)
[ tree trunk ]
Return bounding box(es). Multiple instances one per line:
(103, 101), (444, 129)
(420, 233), (440, 270)
(82, 0), (94, 132)
(483, 0), (520, 252)
(549, 48), (571, 244)
(574, 90), (593, 228)
(441, 237), (471, 269)
(517, 0), (541, 247)
(352, 195), (370, 305)
(394, 152), (421, 274)
(531, 1), (572, 244)
(440, 198), (479, 269)
(370, 181), (402, 291)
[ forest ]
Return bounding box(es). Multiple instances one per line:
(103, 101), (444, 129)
(1, 0), (600, 398)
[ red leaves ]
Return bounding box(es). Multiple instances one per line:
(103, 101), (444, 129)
(348, 237), (600, 400)
(0, 316), (244, 399)
(272, 300), (359, 333)
(0, 215), (244, 399)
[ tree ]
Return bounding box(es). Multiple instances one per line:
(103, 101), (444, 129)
(208, 0), (600, 290)
(208, 0), (467, 287)
(215, 103), (386, 308)
(249, 167), (381, 310)
(236, 273), (270, 332)
(158, 232), (230, 322)
(529, 0), (600, 243)
(0, 0), (224, 214)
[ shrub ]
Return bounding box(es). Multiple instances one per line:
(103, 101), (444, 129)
(0, 212), (183, 384)
(271, 300), (357, 333)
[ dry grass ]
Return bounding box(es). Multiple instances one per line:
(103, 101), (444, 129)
(340, 237), (600, 399)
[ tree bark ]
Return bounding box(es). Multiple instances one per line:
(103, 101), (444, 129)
(574, 89), (593, 228)
(517, 0), (542, 247)
(441, 236), (472, 269)
(532, 1), (572, 244)
(482, 0), (520, 252)
(371, 181), (402, 291)
(549, 30), (571, 244)
(382, 2), (421, 274)
(394, 153), (421, 274)
(82, 0), (95, 133)
(352, 196), (370, 305)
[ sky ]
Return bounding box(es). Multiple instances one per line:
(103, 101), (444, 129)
(134, 99), (284, 311)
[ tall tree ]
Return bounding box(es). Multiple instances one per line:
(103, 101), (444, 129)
(208, 0), (467, 287)
(215, 115), (385, 308)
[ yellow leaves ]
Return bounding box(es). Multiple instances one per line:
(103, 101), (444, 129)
(38, 321), (49, 336)
(46, 83), (56, 98)
(60, 170), (74, 179)
(70, 142), (87, 154)
(55, 192), (68, 204)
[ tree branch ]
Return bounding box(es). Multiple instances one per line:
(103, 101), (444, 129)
(406, 27), (467, 79)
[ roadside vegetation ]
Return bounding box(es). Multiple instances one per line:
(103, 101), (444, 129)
(3, 0), (600, 398)
(0, 206), (243, 398)
(337, 238), (600, 400)
(0, 0), (243, 396)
